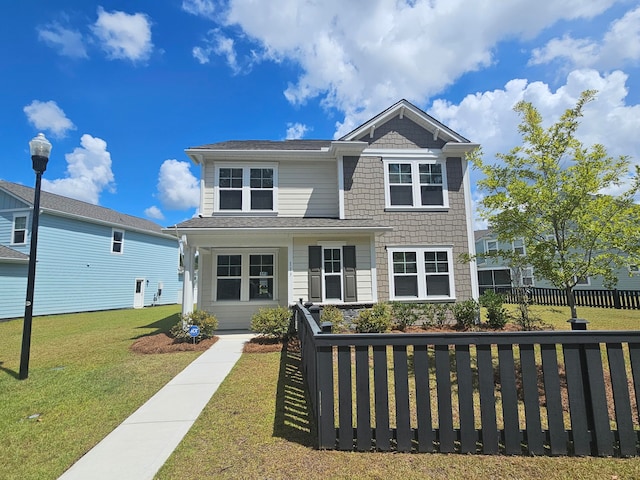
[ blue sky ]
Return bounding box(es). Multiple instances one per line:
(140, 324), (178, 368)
(2, 0), (639, 228)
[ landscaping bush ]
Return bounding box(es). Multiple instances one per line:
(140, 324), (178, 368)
(480, 290), (508, 329)
(419, 303), (435, 327)
(250, 306), (292, 339)
(353, 302), (392, 333)
(452, 299), (479, 328)
(390, 301), (419, 331)
(170, 310), (218, 342)
(320, 305), (348, 332)
(432, 303), (451, 326)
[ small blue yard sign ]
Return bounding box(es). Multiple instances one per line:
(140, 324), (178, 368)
(188, 325), (200, 338)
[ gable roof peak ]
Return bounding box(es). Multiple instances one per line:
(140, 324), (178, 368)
(340, 98), (471, 144)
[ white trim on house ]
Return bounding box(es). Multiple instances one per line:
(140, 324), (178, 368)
(337, 155), (345, 220)
(387, 246), (456, 301)
(462, 158), (479, 300)
(213, 162), (279, 214)
(382, 157), (450, 210)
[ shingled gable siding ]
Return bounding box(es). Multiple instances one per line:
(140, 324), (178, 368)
(343, 117), (473, 301)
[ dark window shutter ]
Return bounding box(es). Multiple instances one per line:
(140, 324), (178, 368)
(343, 245), (357, 302)
(308, 246), (322, 302)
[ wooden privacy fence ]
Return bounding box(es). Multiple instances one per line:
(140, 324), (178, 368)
(293, 302), (640, 456)
(500, 287), (640, 310)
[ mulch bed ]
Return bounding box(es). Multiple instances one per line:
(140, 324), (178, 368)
(130, 332), (219, 354)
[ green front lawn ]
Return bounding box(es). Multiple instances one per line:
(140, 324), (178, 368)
(157, 305), (640, 480)
(0, 305), (201, 480)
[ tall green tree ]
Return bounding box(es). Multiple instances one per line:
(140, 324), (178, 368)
(470, 90), (640, 318)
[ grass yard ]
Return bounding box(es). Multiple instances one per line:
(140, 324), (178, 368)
(0, 305), (202, 480)
(157, 306), (640, 480)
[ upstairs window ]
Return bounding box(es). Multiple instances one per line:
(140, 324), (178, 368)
(485, 240), (498, 255)
(384, 159), (448, 209)
(112, 229), (124, 254)
(512, 238), (525, 255)
(215, 164), (277, 213)
(12, 215), (27, 244)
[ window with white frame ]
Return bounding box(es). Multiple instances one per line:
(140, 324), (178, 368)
(512, 238), (525, 255)
(323, 247), (343, 300)
(111, 229), (124, 254)
(521, 267), (534, 286)
(12, 214), (28, 244)
(215, 251), (276, 301)
(574, 276), (591, 286)
(384, 159), (448, 209)
(215, 164), (277, 213)
(388, 247), (455, 300)
(485, 240), (498, 254)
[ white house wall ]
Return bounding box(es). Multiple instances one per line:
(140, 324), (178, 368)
(278, 160), (339, 217)
(292, 236), (374, 304)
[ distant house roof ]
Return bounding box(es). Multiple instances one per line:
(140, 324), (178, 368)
(474, 229), (491, 242)
(0, 180), (169, 237)
(0, 245), (28, 263)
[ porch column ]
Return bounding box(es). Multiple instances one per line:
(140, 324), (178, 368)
(182, 245), (195, 316)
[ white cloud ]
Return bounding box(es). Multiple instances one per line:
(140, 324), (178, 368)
(285, 122), (309, 140)
(37, 23), (88, 59)
(144, 205), (165, 220)
(430, 69), (640, 206)
(23, 100), (76, 139)
(157, 159), (200, 210)
(530, 6), (640, 70)
(192, 29), (243, 73)
(182, 0), (217, 20)
(42, 134), (115, 205)
(92, 7), (153, 62)
(209, 0), (618, 137)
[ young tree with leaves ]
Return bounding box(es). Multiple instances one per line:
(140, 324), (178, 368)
(470, 90), (640, 319)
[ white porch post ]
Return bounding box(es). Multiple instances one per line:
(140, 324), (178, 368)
(182, 245), (195, 316)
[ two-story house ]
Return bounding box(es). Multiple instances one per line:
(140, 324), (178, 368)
(0, 180), (182, 319)
(475, 229), (640, 293)
(169, 100), (480, 329)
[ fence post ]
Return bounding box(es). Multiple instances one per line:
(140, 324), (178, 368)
(613, 289), (622, 309)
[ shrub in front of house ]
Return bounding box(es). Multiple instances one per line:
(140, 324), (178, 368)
(390, 301), (419, 331)
(320, 304), (348, 332)
(354, 302), (392, 333)
(170, 310), (218, 342)
(452, 299), (479, 328)
(480, 290), (508, 329)
(250, 306), (292, 339)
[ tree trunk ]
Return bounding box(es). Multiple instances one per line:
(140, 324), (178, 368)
(566, 285), (578, 319)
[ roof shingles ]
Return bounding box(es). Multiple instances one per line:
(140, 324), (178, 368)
(0, 180), (164, 235)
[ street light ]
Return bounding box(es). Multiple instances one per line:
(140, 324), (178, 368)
(19, 133), (51, 380)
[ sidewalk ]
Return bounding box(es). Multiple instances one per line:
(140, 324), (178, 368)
(59, 332), (254, 480)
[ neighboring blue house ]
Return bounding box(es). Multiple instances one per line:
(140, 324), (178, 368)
(0, 180), (182, 320)
(474, 229), (640, 293)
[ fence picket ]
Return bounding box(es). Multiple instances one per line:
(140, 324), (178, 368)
(373, 345), (390, 451)
(606, 343), (636, 456)
(355, 345), (371, 451)
(413, 344), (433, 452)
(393, 345), (412, 452)
(476, 344), (499, 454)
(435, 344), (455, 453)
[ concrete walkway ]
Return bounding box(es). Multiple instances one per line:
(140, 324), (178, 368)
(59, 332), (254, 480)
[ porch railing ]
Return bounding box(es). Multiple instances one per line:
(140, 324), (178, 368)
(496, 287), (640, 310)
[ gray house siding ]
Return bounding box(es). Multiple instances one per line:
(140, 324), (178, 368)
(344, 116), (473, 302)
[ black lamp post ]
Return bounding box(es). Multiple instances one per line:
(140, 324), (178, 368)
(19, 133), (51, 380)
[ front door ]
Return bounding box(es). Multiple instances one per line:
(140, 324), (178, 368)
(134, 278), (145, 308)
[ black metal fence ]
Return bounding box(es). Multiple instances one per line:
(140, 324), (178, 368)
(293, 301), (640, 456)
(498, 287), (640, 310)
